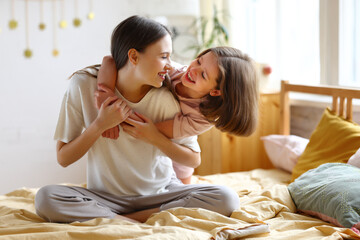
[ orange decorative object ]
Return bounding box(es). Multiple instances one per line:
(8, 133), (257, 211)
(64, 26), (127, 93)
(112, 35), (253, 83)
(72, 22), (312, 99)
(262, 66), (272, 75)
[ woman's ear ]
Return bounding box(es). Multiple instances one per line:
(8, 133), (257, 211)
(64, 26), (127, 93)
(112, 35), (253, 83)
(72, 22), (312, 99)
(128, 49), (138, 65)
(210, 89), (221, 96)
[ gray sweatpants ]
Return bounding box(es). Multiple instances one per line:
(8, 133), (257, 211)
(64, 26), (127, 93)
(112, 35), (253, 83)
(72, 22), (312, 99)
(35, 178), (240, 223)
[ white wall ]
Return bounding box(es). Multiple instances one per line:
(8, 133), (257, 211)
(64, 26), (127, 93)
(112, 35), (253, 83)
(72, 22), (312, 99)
(0, 0), (200, 194)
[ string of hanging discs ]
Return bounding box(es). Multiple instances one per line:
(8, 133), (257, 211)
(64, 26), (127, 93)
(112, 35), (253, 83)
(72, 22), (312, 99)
(6, 0), (95, 58)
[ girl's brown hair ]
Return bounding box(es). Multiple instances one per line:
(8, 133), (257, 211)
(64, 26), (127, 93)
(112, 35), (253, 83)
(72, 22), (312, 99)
(199, 47), (259, 136)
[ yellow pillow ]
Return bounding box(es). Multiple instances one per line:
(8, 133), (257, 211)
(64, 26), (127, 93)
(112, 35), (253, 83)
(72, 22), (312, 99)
(291, 108), (360, 181)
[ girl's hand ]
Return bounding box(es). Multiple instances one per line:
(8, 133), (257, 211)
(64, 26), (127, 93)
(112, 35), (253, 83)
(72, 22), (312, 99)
(94, 84), (116, 109)
(127, 111), (143, 122)
(101, 126), (120, 139)
(96, 96), (132, 133)
(101, 107), (140, 140)
(121, 113), (162, 144)
(95, 85), (133, 140)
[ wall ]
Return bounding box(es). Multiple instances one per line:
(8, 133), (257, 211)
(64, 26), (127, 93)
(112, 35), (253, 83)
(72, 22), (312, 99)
(291, 103), (360, 139)
(0, 0), (200, 194)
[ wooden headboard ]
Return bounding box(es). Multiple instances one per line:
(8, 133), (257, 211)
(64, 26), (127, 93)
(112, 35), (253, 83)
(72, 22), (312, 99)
(196, 80), (360, 175)
(280, 80), (360, 135)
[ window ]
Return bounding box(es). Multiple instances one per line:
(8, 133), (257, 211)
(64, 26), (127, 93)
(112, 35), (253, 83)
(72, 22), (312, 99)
(339, 0), (360, 87)
(228, 0), (320, 90)
(227, 0), (359, 89)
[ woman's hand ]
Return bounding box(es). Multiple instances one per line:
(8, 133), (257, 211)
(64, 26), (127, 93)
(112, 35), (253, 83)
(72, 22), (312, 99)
(121, 113), (162, 145)
(96, 96), (132, 133)
(96, 84), (134, 139)
(95, 85), (120, 139)
(101, 108), (141, 140)
(122, 112), (200, 168)
(56, 96), (131, 168)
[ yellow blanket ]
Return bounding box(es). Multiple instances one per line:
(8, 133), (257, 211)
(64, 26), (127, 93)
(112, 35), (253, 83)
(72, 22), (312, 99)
(0, 169), (359, 239)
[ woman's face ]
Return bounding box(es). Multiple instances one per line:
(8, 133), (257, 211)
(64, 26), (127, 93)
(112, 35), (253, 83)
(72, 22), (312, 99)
(136, 34), (172, 88)
(180, 51), (220, 98)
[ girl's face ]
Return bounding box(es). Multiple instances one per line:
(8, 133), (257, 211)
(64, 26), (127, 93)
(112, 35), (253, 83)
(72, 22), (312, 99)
(136, 34), (172, 88)
(180, 51), (220, 98)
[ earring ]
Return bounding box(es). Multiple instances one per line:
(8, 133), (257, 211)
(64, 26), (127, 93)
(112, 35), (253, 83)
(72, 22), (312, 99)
(210, 89), (221, 96)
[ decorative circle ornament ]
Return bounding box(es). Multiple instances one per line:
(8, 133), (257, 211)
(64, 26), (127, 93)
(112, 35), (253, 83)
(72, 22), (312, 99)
(52, 49), (59, 57)
(73, 18), (81, 27)
(9, 19), (18, 29)
(87, 12), (95, 20)
(39, 22), (46, 30)
(24, 48), (32, 58)
(59, 20), (67, 29)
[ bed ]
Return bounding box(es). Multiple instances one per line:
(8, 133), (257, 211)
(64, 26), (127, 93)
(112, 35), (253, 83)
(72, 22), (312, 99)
(1, 81), (360, 239)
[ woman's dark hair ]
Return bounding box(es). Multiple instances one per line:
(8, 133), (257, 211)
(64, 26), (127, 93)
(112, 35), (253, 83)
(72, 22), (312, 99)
(199, 47), (259, 136)
(70, 15), (171, 78)
(111, 15), (171, 70)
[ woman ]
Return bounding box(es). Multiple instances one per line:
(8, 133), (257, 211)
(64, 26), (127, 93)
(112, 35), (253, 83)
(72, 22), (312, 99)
(35, 15), (239, 223)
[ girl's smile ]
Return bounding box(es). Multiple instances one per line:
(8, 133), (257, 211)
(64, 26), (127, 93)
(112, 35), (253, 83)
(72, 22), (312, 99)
(184, 71), (195, 84)
(179, 51), (220, 99)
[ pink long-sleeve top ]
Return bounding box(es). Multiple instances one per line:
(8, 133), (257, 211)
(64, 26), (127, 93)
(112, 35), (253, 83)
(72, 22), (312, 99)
(169, 64), (213, 139)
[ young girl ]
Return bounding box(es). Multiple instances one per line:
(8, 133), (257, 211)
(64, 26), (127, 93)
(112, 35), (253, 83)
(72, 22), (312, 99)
(35, 15), (239, 223)
(95, 46), (259, 184)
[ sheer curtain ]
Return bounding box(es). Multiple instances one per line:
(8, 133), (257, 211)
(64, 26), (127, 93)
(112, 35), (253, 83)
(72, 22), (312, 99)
(227, 0), (320, 91)
(200, 0), (359, 89)
(339, 0), (360, 87)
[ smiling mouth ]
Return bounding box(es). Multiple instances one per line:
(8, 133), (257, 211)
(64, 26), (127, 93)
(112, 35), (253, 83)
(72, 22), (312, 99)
(158, 72), (166, 80)
(185, 71), (195, 83)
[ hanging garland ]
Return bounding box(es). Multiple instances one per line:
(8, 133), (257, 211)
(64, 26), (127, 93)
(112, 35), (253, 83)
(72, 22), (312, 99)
(6, 0), (95, 58)
(73, 0), (81, 27)
(39, 0), (46, 30)
(9, 0), (18, 29)
(52, 0), (58, 56)
(24, 0), (32, 57)
(87, 0), (94, 20)
(59, 0), (67, 29)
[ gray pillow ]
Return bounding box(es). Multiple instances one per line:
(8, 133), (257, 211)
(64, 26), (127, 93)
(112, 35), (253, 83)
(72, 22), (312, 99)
(288, 163), (360, 232)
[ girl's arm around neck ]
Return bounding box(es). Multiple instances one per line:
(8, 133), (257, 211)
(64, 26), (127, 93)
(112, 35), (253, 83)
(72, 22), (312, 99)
(98, 56), (117, 90)
(95, 56), (117, 109)
(155, 120), (174, 139)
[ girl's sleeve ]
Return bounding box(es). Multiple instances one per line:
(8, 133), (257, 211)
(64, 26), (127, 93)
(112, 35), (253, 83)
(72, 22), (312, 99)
(173, 112), (213, 139)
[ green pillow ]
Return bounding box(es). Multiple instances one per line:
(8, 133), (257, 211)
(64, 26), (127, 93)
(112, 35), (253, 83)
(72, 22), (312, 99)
(291, 108), (360, 181)
(288, 163), (360, 232)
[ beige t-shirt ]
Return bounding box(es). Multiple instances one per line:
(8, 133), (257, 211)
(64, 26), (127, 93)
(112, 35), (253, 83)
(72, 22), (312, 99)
(54, 72), (200, 196)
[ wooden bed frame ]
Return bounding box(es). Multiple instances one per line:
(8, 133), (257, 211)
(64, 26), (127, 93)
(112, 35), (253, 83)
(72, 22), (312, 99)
(280, 80), (360, 135)
(196, 80), (360, 175)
